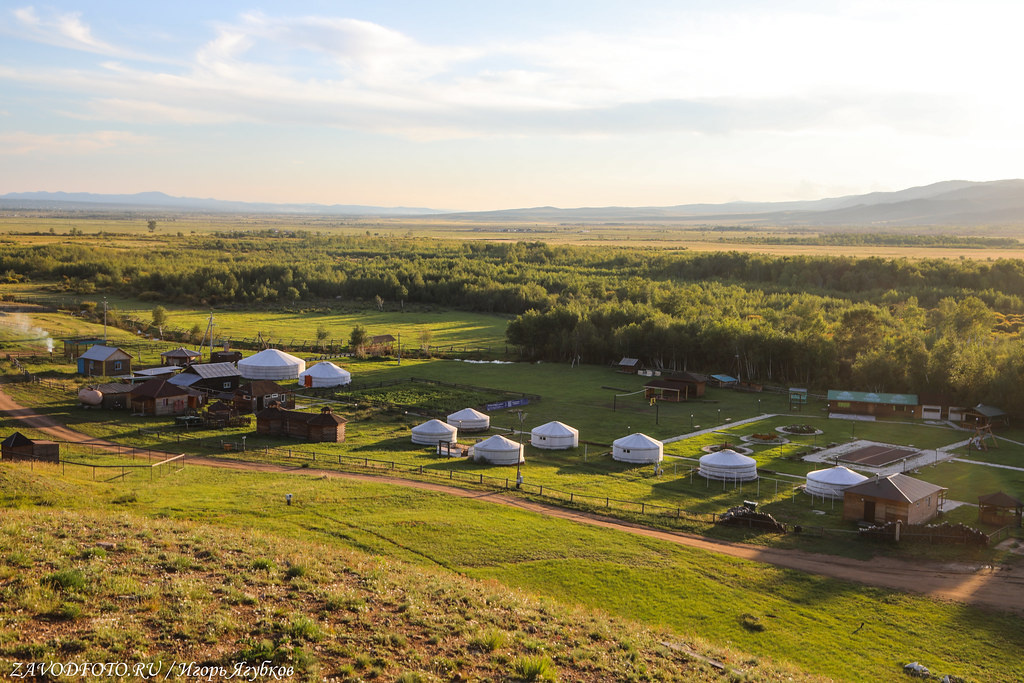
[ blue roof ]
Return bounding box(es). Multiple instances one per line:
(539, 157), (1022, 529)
(711, 374), (738, 383)
(827, 390), (918, 405)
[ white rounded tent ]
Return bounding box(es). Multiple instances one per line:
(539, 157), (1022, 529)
(411, 419), (458, 446)
(298, 361), (351, 388)
(612, 433), (663, 464)
(698, 449), (758, 481)
(805, 466), (867, 499)
(238, 349), (306, 380)
(471, 434), (524, 465)
(447, 407), (490, 432)
(530, 421), (579, 450)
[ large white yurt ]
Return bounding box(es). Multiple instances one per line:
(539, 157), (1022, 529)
(471, 434), (524, 465)
(238, 349), (306, 380)
(698, 449), (758, 481)
(411, 419), (458, 446)
(612, 433), (663, 464)
(298, 361), (352, 388)
(805, 465), (868, 499)
(530, 421), (579, 450)
(447, 407), (490, 432)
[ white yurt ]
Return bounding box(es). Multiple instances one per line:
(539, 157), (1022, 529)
(612, 433), (663, 464)
(471, 434), (524, 465)
(237, 349), (306, 380)
(698, 449), (758, 481)
(805, 465), (868, 499)
(411, 419), (458, 446)
(530, 421), (579, 450)
(298, 361), (352, 388)
(447, 407), (490, 432)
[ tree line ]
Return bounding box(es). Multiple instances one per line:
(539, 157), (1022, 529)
(3, 230), (1024, 409)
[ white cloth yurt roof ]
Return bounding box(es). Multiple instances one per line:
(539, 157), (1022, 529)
(805, 465), (868, 498)
(238, 349), (306, 380)
(698, 449), (758, 481)
(612, 432), (663, 464)
(298, 361), (351, 387)
(472, 434), (524, 464)
(530, 421), (579, 449)
(411, 419), (458, 445)
(447, 407), (490, 431)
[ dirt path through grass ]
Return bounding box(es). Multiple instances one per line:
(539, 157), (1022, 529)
(2, 385), (1023, 613)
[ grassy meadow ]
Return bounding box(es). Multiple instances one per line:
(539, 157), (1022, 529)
(2, 461), (1023, 682)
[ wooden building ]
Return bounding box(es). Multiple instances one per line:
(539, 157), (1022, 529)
(63, 337), (106, 360)
(978, 491), (1023, 527)
(842, 473), (947, 525)
(643, 373), (706, 401)
(367, 334), (397, 355)
(963, 404), (1008, 429)
(91, 382), (135, 410)
(234, 380), (295, 413)
(160, 347), (202, 366)
(255, 405), (346, 442)
(77, 345), (133, 377)
(168, 362), (242, 394)
(1, 432), (59, 462)
(827, 390), (920, 419)
(129, 378), (198, 416)
(618, 357), (642, 374)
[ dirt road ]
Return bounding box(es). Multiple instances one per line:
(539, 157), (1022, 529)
(2, 385), (1022, 613)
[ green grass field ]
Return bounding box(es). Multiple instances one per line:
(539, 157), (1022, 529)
(1, 461), (1021, 682)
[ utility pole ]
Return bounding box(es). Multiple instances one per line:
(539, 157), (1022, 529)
(103, 297), (108, 343)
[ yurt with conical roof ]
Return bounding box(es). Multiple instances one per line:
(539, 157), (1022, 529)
(298, 361), (352, 388)
(805, 465), (867, 499)
(530, 421), (579, 450)
(238, 349), (306, 381)
(612, 433), (663, 464)
(471, 434), (524, 465)
(411, 419), (458, 446)
(698, 449), (758, 481)
(447, 407), (490, 432)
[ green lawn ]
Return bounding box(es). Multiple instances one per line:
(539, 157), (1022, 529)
(1, 461), (1021, 683)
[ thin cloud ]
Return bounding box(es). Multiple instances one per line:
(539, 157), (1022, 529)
(0, 130), (151, 155)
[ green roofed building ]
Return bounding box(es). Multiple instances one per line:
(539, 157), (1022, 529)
(827, 390), (920, 418)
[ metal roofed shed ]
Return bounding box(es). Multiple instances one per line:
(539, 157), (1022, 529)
(827, 389), (919, 419)
(842, 473), (947, 525)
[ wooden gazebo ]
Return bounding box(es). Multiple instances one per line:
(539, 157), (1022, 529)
(978, 491), (1023, 527)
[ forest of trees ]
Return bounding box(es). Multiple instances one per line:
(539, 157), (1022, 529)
(4, 230), (1024, 410)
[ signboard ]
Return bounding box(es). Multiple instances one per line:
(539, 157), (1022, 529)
(486, 398), (530, 411)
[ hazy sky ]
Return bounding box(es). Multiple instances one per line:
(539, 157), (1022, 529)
(1, 1), (1021, 211)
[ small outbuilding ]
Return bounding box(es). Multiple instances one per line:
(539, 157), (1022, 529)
(447, 407), (490, 432)
(129, 378), (198, 416)
(234, 380), (295, 413)
(471, 434), (524, 465)
(411, 419), (458, 446)
(698, 449), (758, 481)
(842, 473), (947, 525)
(298, 361), (352, 388)
(612, 433), (663, 464)
(1, 432), (59, 462)
(85, 382), (135, 410)
(160, 347), (202, 366)
(238, 349), (306, 380)
(978, 491), (1023, 527)
(618, 357), (643, 374)
(255, 405), (346, 442)
(530, 421), (579, 450)
(77, 345), (132, 377)
(805, 465), (868, 499)
(643, 374), (706, 402)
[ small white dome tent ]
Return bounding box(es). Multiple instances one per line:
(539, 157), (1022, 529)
(411, 419), (458, 446)
(805, 465), (868, 499)
(238, 349), (306, 381)
(530, 421), (579, 449)
(298, 361), (352, 388)
(447, 407), (490, 432)
(471, 434), (524, 465)
(612, 433), (663, 464)
(699, 449), (758, 481)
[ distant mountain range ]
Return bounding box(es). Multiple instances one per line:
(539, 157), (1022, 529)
(3, 180), (1024, 226)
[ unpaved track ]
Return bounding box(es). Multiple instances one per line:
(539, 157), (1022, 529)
(2, 386), (1022, 613)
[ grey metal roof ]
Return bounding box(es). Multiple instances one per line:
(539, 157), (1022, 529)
(180, 362), (241, 379)
(844, 473), (946, 503)
(79, 345), (130, 361)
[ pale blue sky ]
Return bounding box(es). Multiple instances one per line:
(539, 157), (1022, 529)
(1, 1), (1021, 210)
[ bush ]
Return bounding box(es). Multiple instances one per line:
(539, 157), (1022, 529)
(41, 569), (88, 593)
